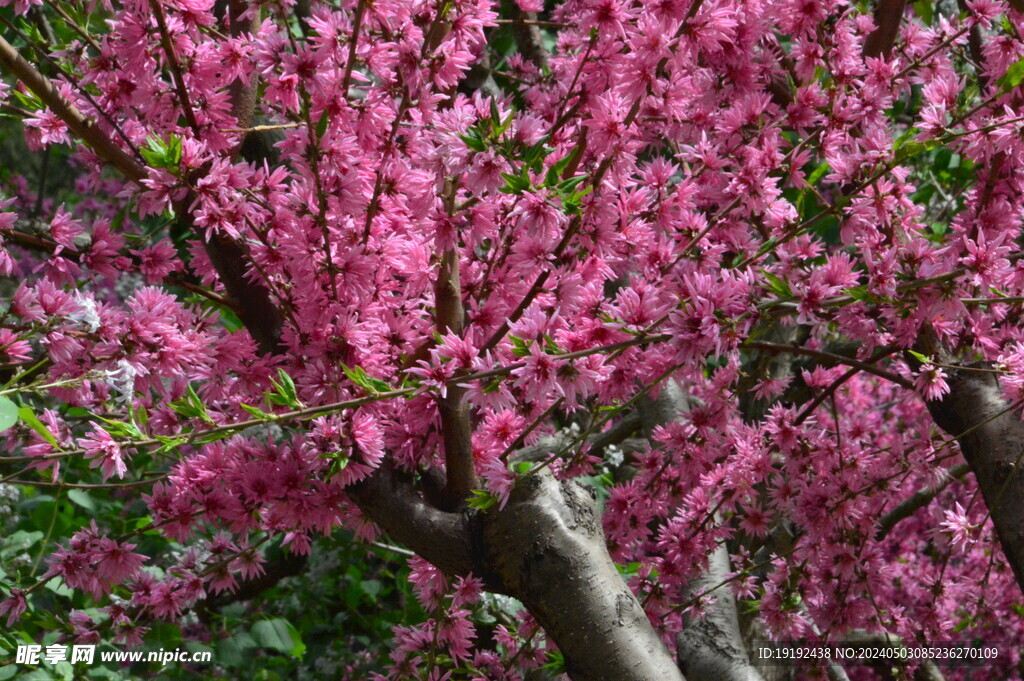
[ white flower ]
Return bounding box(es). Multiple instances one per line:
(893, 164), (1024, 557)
(70, 292), (101, 332)
(100, 359), (140, 403)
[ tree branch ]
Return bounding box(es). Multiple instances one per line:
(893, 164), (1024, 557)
(435, 202), (477, 507)
(925, 367), (1024, 593)
(0, 34), (146, 182)
(744, 341), (913, 390)
(349, 464), (480, 578)
(875, 463), (970, 541)
(0, 26), (285, 355)
(678, 546), (765, 681)
(504, 0), (548, 69)
(863, 0), (907, 59)
(225, 0), (260, 143)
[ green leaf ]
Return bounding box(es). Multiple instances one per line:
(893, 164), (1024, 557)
(0, 396), (18, 432)
(555, 174), (589, 194)
(44, 578), (73, 598)
(360, 579), (382, 600)
(341, 365), (392, 394)
(467, 489), (498, 511)
(562, 184), (593, 215)
(316, 112), (330, 139)
(167, 135), (182, 165)
(17, 406), (58, 447)
(193, 430), (233, 444)
(240, 403), (277, 420)
(153, 435), (187, 455)
(11, 88), (42, 110)
(544, 153), (574, 186)
(325, 453), (350, 481)
(217, 632), (258, 668)
(169, 384), (214, 425)
(908, 350), (931, 364)
(542, 334), (562, 355)
(252, 619), (305, 659)
(481, 377), (504, 394)
(522, 136), (552, 168)
(0, 530), (43, 558)
(494, 111), (515, 137)
(913, 0), (932, 25)
(459, 133), (487, 153)
(499, 172), (531, 195)
(542, 651), (567, 675)
(842, 285), (875, 303)
(139, 135), (182, 169)
(88, 413), (142, 439)
(67, 489), (95, 511)
(761, 271), (792, 297)
(12, 670), (51, 681)
(268, 369), (301, 408)
(145, 624), (183, 652)
(508, 335), (531, 358)
(998, 58), (1024, 93)
(892, 131), (937, 164)
(806, 161), (830, 186)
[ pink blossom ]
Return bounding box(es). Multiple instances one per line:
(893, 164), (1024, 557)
(0, 589), (27, 627)
(95, 538), (147, 583)
(915, 363), (950, 402)
(80, 426), (128, 480)
(0, 328), (32, 362)
(24, 109), (69, 146)
(939, 502), (978, 552)
(478, 455), (516, 509)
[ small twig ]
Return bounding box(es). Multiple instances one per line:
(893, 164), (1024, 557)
(149, 0), (201, 132)
(875, 463), (970, 540)
(744, 341), (914, 390)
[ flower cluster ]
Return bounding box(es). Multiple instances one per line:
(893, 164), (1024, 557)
(2, 0), (1024, 676)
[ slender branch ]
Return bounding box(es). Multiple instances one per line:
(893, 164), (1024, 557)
(339, 0), (366, 95)
(863, 0), (908, 59)
(0, 332), (676, 463)
(0, 34), (145, 182)
(743, 341), (914, 390)
(434, 231), (478, 507)
(875, 463), (970, 540)
(0, 475), (168, 489)
(149, 0), (201, 132)
(0, 227), (240, 312)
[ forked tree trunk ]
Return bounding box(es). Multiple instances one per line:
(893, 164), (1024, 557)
(353, 466), (686, 681)
(483, 472), (685, 681)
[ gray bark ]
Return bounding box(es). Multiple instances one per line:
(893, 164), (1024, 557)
(677, 546), (765, 681)
(925, 368), (1024, 593)
(485, 472), (685, 681)
(353, 465), (685, 681)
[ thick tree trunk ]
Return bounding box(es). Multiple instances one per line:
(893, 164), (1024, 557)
(925, 368), (1024, 593)
(352, 466), (685, 681)
(677, 546), (764, 681)
(484, 472), (685, 681)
